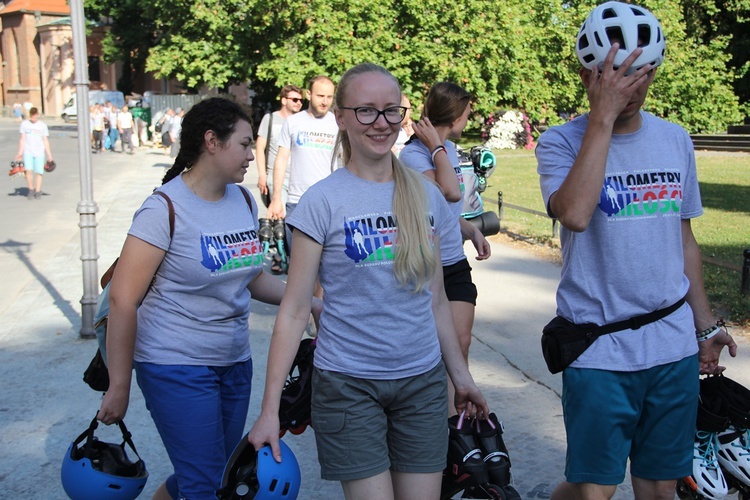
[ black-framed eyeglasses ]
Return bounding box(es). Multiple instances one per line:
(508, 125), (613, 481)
(284, 97), (303, 103)
(338, 106), (407, 125)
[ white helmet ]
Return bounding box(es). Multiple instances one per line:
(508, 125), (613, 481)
(576, 1), (666, 75)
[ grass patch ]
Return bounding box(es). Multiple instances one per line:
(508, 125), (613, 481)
(474, 148), (750, 327)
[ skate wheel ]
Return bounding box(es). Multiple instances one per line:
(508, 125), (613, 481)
(501, 484), (521, 500)
(461, 483), (507, 499)
(278, 428), (287, 438)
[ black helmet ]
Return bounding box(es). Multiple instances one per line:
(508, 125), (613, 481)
(44, 160), (57, 172)
(61, 417), (148, 500)
(279, 338), (316, 435)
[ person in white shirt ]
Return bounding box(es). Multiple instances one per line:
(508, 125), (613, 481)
(256, 85), (304, 208)
(117, 105), (135, 154)
(267, 75), (339, 255)
(16, 107), (53, 200)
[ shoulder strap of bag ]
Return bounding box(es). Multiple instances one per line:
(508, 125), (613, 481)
(237, 185), (255, 218)
(100, 190), (175, 288)
(152, 190), (175, 240)
(264, 112), (273, 160)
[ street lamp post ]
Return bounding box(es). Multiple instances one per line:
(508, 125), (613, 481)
(70, 0), (99, 339)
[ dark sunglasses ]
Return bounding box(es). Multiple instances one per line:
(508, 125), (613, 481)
(284, 97), (303, 103)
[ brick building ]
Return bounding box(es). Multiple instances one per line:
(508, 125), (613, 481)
(0, 0), (104, 116)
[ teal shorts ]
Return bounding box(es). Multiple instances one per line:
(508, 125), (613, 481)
(23, 153), (45, 175)
(561, 354), (698, 484)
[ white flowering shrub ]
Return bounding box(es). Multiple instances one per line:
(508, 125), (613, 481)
(482, 110), (534, 150)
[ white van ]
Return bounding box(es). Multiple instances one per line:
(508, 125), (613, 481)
(61, 90), (126, 123)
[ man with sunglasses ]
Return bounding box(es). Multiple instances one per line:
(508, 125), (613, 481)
(256, 85), (304, 208)
(268, 75), (339, 256)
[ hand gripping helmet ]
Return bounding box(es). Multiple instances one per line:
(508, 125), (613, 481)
(576, 1), (666, 75)
(44, 160), (56, 172)
(61, 417), (148, 500)
(217, 434), (301, 499)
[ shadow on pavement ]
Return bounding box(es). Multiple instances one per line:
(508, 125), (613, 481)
(0, 239), (80, 329)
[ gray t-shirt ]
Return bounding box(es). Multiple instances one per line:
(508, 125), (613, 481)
(399, 138), (466, 265)
(129, 177), (262, 365)
(258, 111), (291, 183)
(277, 110), (339, 204)
(19, 119), (48, 157)
(537, 111), (701, 371)
(287, 167), (453, 379)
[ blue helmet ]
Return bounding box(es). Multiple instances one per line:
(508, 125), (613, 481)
(61, 418), (148, 500)
(217, 434), (301, 499)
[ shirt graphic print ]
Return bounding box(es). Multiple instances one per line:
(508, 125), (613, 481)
(343, 212), (435, 267)
(598, 168), (682, 220)
(199, 227), (263, 273)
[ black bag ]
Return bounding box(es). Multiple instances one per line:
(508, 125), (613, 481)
(541, 296), (687, 374)
(155, 121), (163, 133)
(161, 132), (172, 147)
(541, 316), (599, 374)
(83, 349), (110, 392)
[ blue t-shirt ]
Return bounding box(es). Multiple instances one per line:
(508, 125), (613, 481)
(129, 177), (263, 366)
(287, 167), (454, 379)
(399, 138), (465, 266)
(536, 111), (700, 371)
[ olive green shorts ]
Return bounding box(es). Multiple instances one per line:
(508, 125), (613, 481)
(311, 361), (449, 481)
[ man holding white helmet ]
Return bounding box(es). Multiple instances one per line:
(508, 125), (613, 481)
(536, 2), (737, 499)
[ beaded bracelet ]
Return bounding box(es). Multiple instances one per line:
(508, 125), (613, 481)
(431, 145), (447, 163)
(696, 320), (726, 342)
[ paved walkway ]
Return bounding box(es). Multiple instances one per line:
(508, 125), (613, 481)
(0, 117), (747, 499)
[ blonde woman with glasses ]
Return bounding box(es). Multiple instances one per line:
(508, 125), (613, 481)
(248, 63), (489, 499)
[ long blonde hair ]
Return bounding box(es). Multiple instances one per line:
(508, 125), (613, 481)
(334, 63), (436, 292)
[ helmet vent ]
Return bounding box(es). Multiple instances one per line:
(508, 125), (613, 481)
(631, 7), (646, 16)
(605, 27), (624, 47)
(637, 25), (652, 46)
(594, 31), (603, 47)
(602, 7), (617, 19)
(578, 34), (590, 50)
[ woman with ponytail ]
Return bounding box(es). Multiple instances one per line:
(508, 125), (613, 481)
(248, 64), (488, 498)
(400, 82), (491, 415)
(97, 98), (314, 499)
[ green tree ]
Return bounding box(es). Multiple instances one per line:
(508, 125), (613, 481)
(681, 0), (750, 110)
(86, 0), (746, 134)
(84, 0), (159, 95)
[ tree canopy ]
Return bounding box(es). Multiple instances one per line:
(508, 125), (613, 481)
(85, 0), (748, 134)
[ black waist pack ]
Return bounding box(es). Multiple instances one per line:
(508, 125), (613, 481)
(541, 297), (686, 374)
(541, 317), (599, 374)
